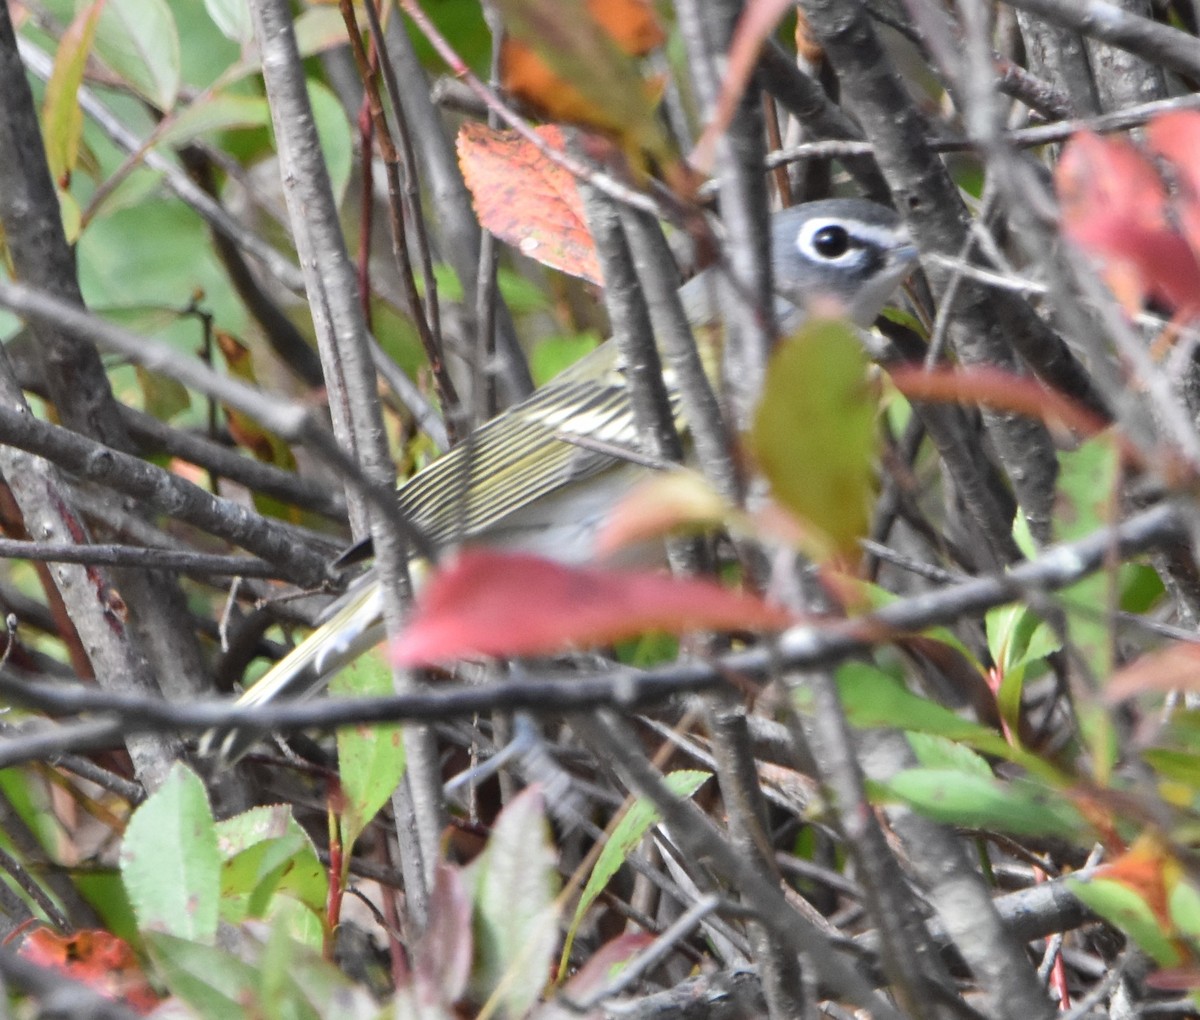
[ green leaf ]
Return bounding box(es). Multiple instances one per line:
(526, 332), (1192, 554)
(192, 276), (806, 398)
(471, 786), (559, 1016)
(1068, 876), (1181, 967)
(42, 0), (104, 183)
(403, 0), (491, 72)
(155, 93), (271, 150)
(498, 266), (552, 314)
(120, 763), (220, 942)
(57, 186), (82, 245)
(216, 804), (327, 922)
(985, 603), (1060, 738)
(135, 365), (191, 421)
(74, 871), (139, 946)
(1143, 748), (1200, 788)
(217, 6), (348, 86)
(906, 732), (994, 779)
(1120, 564), (1166, 614)
(563, 770), (709, 972)
(261, 919), (378, 1018)
(1079, 702), (1120, 784)
(877, 769), (1086, 838)
(332, 649), (407, 851)
(146, 932), (260, 1016)
(146, 926), (377, 1020)
(204, 0), (253, 47)
(1168, 878), (1200, 942)
(532, 333), (601, 387)
(1055, 436), (1122, 684)
(986, 603), (1060, 676)
(90, 0), (181, 109)
(833, 661), (1056, 775)
(1012, 511), (1038, 558)
(751, 318), (876, 557)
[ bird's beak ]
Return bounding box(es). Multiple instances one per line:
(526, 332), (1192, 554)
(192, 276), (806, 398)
(892, 227), (919, 267)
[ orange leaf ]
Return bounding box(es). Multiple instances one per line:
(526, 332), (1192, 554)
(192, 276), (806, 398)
(457, 123), (602, 285)
(594, 470), (731, 558)
(587, 0), (665, 54)
(391, 549), (793, 665)
(1098, 836), (1173, 929)
(18, 928), (160, 1014)
(794, 8), (824, 64)
(496, 0), (670, 168)
(1057, 130), (1200, 319)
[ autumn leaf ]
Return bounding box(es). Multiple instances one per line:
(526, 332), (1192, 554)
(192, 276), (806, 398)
(595, 468), (733, 557)
(457, 123), (602, 284)
(1057, 128), (1200, 320)
(496, 0), (671, 171)
(216, 330), (298, 466)
(1104, 642), (1200, 703)
(1146, 111), (1200, 261)
(887, 364), (1108, 438)
(390, 549), (793, 665)
(1098, 836), (1175, 928)
(18, 928), (161, 1014)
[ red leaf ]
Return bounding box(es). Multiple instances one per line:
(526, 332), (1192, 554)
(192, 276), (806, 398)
(18, 928), (160, 1014)
(558, 932), (654, 995)
(1104, 641), (1200, 703)
(1147, 111), (1200, 259)
(888, 365), (1108, 437)
(1057, 130), (1200, 319)
(457, 123), (602, 285)
(391, 550), (793, 665)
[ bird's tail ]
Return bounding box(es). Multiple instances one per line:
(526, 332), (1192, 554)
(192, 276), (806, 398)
(201, 580), (385, 763)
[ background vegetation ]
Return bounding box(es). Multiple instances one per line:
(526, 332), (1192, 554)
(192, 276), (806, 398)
(0, 0), (1200, 1017)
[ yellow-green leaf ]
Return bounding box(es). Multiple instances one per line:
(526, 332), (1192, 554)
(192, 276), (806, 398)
(751, 318), (876, 558)
(42, 0), (104, 184)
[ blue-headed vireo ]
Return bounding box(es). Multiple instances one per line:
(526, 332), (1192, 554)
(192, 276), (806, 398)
(207, 198), (918, 761)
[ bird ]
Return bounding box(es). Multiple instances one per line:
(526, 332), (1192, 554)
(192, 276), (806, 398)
(204, 198), (919, 761)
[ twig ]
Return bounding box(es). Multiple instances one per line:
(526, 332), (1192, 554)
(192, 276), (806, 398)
(1000, 0), (1200, 81)
(0, 278), (437, 563)
(0, 539), (286, 578)
(0, 500), (1177, 757)
(248, 0), (442, 926)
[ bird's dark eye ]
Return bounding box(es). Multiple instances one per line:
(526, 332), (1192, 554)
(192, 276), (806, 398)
(811, 224), (850, 258)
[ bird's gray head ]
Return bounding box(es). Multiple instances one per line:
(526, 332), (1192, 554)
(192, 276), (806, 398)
(771, 198), (918, 328)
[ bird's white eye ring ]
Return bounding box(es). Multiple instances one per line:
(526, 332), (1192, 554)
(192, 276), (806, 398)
(796, 218), (861, 264)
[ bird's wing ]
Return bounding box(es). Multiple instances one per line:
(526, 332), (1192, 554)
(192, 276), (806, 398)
(398, 341), (683, 550)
